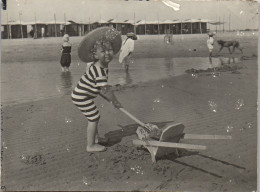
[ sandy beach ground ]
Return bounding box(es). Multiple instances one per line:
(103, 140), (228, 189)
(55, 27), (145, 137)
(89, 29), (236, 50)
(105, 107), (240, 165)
(1, 32), (258, 191)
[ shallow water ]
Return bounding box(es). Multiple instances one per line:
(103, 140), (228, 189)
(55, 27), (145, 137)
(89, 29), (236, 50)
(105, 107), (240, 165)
(1, 57), (240, 105)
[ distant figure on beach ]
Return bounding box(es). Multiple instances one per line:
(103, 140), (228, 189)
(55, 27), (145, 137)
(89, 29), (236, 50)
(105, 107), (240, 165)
(72, 27), (122, 152)
(119, 32), (137, 71)
(207, 32), (215, 58)
(60, 34), (72, 72)
(29, 29), (34, 38)
(41, 27), (45, 38)
(164, 29), (173, 45)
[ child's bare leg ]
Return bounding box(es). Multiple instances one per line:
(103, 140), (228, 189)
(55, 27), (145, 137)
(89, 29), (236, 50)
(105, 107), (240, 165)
(95, 132), (108, 144)
(209, 50), (212, 58)
(86, 121), (106, 152)
(95, 131), (99, 143)
(125, 56), (130, 71)
(122, 59), (126, 69)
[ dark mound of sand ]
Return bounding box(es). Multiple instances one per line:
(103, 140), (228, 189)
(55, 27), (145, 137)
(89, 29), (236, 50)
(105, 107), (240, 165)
(185, 65), (243, 74)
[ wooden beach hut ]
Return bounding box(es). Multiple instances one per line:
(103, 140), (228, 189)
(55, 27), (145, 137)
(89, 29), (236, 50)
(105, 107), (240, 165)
(120, 19), (135, 35)
(46, 21), (64, 37)
(135, 20), (146, 35)
(65, 20), (81, 36)
(160, 19), (179, 34)
(181, 19), (208, 34)
(1, 20), (27, 39)
(208, 21), (225, 32)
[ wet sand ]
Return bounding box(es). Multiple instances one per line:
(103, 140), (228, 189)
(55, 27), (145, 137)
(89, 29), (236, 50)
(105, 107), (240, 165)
(1, 33), (258, 191)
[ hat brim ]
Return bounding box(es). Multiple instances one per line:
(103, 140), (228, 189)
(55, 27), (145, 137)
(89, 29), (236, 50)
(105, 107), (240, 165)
(78, 27), (122, 63)
(127, 33), (137, 40)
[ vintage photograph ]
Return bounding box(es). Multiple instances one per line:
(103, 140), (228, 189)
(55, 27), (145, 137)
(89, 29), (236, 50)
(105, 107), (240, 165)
(1, 0), (258, 191)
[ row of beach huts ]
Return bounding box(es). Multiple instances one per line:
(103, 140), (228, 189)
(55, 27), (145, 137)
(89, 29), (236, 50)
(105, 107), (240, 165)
(1, 18), (215, 39)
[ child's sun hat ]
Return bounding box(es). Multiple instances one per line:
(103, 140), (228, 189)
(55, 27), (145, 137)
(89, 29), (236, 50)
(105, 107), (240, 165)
(126, 32), (137, 40)
(78, 27), (122, 63)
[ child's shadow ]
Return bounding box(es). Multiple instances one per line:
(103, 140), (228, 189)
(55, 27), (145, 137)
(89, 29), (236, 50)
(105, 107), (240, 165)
(104, 121), (175, 147)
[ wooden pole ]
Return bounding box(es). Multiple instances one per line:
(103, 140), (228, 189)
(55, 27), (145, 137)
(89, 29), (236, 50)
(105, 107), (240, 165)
(229, 13), (231, 31)
(34, 13), (37, 38)
(6, 12), (9, 39)
(181, 22), (182, 34)
(183, 134), (232, 140)
(145, 15), (146, 35)
(157, 13), (159, 35)
(119, 108), (146, 127)
(223, 15), (225, 33)
(190, 22), (192, 34)
(219, 16), (220, 33)
(199, 22), (202, 34)
(99, 14), (101, 26)
(116, 14), (118, 30)
(54, 14), (57, 37)
(64, 13), (67, 34)
(134, 12), (136, 34)
(19, 12), (23, 39)
(133, 140), (207, 150)
(82, 24), (84, 36)
(88, 17), (91, 32)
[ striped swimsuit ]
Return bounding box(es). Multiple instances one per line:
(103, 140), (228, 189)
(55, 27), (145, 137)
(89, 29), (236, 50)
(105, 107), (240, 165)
(71, 62), (108, 122)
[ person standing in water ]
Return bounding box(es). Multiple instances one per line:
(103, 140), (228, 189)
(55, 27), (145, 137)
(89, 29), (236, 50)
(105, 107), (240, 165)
(207, 32), (215, 59)
(119, 32), (137, 71)
(60, 34), (72, 72)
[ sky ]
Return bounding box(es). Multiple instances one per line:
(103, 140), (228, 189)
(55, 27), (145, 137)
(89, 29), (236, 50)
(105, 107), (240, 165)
(1, 0), (258, 30)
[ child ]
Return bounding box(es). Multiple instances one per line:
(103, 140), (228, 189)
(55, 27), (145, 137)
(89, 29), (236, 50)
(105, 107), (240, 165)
(60, 34), (72, 72)
(164, 29), (173, 45)
(119, 32), (137, 71)
(72, 27), (122, 152)
(207, 32), (214, 58)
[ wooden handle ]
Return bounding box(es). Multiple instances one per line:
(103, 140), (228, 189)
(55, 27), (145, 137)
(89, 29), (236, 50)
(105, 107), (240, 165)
(183, 134), (232, 140)
(133, 140), (207, 150)
(119, 108), (146, 127)
(100, 93), (146, 127)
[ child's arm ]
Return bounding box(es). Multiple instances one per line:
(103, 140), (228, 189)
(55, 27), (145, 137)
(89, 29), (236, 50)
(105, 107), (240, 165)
(210, 38), (214, 45)
(100, 85), (122, 108)
(60, 46), (64, 53)
(129, 40), (134, 53)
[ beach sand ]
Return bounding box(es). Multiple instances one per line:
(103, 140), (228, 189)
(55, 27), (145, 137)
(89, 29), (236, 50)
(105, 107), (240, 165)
(1, 32), (258, 191)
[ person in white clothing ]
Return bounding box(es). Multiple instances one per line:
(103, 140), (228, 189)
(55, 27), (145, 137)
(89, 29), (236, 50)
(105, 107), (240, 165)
(207, 32), (215, 58)
(119, 32), (137, 71)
